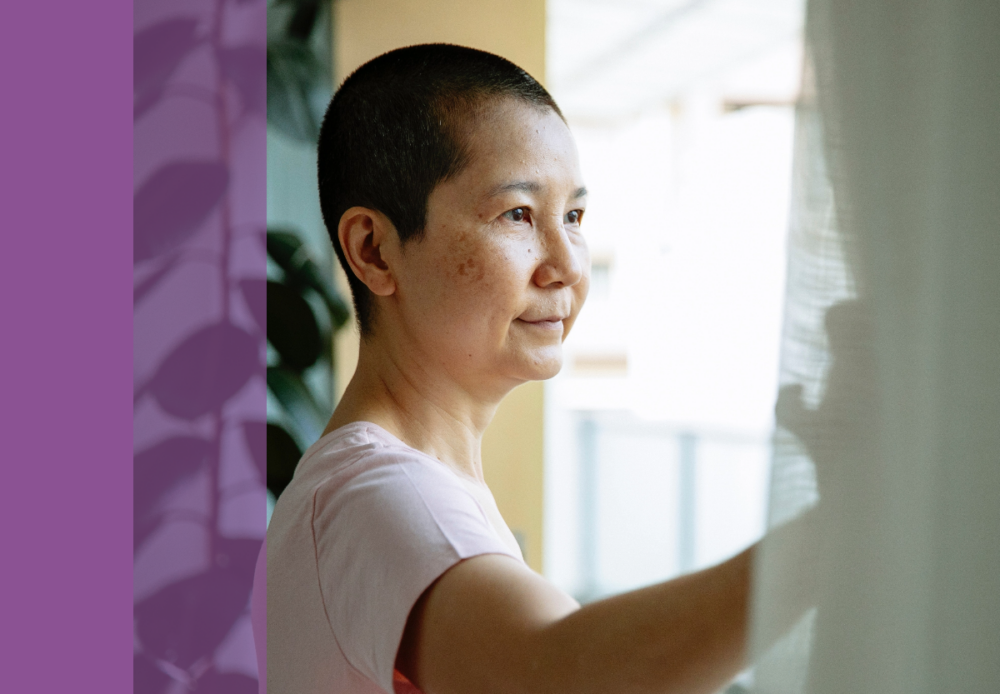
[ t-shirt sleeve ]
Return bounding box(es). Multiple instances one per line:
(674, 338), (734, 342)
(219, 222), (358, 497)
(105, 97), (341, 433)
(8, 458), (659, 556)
(312, 451), (519, 694)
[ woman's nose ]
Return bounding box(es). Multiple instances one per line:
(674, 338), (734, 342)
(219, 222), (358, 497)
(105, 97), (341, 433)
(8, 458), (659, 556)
(533, 217), (584, 288)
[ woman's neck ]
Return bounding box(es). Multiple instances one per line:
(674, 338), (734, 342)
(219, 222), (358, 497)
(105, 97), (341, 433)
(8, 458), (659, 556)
(323, 337), (508, 484)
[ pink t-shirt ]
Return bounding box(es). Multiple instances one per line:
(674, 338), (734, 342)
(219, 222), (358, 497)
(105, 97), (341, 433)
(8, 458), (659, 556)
(256, 421), (523, 694)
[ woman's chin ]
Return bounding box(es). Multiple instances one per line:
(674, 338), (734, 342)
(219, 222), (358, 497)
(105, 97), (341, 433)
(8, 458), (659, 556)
(519, 348), (564, 381)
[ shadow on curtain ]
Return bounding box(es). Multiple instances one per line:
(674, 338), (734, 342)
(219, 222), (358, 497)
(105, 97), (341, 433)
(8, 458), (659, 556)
(751, 1), (1000, 692)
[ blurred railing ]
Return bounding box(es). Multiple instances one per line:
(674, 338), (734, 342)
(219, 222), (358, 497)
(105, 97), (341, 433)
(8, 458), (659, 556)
(574, 411), (771, 603)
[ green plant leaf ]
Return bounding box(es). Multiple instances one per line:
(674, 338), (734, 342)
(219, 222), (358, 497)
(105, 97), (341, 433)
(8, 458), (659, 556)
(266, 229), (351, 327)
(266, 366), (327, 444)
(241, 418), (304, 497)
(266, 38), (327, 144)
(268, 0), (330, 41)
(266, 280), (322, 370)
(265, 228), (303, 267)
(265, 422), (304, 497)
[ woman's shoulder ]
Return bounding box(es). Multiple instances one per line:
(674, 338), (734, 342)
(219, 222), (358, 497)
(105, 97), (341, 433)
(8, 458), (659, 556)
(270, 421), (473, 542)
(292, 420), (461, 498)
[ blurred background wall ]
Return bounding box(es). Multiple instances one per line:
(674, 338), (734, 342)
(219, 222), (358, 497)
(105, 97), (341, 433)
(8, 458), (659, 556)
(543, 0), (803, 601)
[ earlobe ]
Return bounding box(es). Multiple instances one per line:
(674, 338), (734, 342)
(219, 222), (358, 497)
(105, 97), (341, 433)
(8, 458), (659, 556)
(338, 207), (397, 297)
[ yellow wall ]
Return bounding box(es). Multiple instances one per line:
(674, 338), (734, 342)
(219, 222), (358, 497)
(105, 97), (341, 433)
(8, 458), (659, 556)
(479, 380), (545, 570)
(333, 0), (545, 85)
(332, 0), (548, 573)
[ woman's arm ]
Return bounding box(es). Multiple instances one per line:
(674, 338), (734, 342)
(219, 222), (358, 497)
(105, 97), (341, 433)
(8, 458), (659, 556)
(396, 511), (817, 694)
(396, 548), (749, 694)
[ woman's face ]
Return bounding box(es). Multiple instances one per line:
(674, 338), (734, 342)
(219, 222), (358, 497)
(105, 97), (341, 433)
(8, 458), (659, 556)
(387, 98), (590, 393)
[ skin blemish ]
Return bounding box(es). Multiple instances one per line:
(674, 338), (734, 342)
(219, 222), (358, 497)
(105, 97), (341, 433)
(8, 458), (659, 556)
(456, 257), (479, 279)
(467, 257), (485, 283)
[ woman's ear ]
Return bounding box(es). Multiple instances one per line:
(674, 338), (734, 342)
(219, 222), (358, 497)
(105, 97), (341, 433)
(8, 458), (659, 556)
(338, 207), (398, 297)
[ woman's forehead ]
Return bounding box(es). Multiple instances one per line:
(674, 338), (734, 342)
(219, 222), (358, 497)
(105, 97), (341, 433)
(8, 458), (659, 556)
(456, 102), (584, 196)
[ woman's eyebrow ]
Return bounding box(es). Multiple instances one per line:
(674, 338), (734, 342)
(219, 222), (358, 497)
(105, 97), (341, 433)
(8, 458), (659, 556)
(486, 182), (589, 199)
(488, 181), (542, 197)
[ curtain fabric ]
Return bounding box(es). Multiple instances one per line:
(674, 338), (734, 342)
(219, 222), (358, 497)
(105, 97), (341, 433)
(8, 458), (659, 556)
(751, 1), (1000, 692)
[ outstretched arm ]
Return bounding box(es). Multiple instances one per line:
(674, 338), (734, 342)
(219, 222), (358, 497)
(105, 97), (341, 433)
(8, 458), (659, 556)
(396, 546), (753, 694)
(396, 507), (818, 694)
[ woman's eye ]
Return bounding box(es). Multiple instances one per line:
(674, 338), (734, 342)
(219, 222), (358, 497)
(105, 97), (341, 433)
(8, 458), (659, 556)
(565, 209), (583, 225)
(503, 207), (528, 223)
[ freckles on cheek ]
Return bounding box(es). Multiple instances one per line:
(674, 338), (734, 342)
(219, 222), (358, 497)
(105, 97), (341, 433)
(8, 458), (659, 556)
(446, 227), (488, 283)
(454, 256), (486, 282)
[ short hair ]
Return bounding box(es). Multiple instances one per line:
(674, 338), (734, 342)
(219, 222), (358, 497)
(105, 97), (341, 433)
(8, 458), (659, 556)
(317, 43), (564, 337)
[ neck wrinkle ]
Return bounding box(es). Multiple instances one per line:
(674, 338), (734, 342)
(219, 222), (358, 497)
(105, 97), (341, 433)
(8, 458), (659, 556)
(329, 335), (507, 484)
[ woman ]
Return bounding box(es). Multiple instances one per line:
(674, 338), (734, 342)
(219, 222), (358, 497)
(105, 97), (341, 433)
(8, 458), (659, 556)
(263, 43), (809, 694)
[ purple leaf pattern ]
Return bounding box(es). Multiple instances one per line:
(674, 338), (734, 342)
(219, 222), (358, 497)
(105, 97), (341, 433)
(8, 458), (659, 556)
(147, 322), (259, 420)
(133, 254), (181, 306)
(133, 160), (229, 263)
(134, 0), (266, 690)
(241, 420), (268, 485)
(134, 17), (201, 121)
(134, 436), (212, 549)
(238, 278), (267, 336)
(219, 44), (267, 115)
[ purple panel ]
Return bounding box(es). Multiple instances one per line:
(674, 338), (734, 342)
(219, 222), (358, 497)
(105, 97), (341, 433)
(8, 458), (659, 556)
(133, 0), (267, 692)
(1, 1), (133, 692)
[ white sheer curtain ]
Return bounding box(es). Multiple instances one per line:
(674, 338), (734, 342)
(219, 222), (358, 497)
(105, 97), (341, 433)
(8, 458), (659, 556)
(750, 1), (1000, 692)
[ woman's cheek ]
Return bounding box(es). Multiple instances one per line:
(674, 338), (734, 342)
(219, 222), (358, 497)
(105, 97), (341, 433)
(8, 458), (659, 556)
(452, 255), (486, 283)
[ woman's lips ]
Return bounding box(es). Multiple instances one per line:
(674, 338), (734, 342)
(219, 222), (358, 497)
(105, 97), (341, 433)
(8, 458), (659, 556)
(518, 317), (564, 330)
